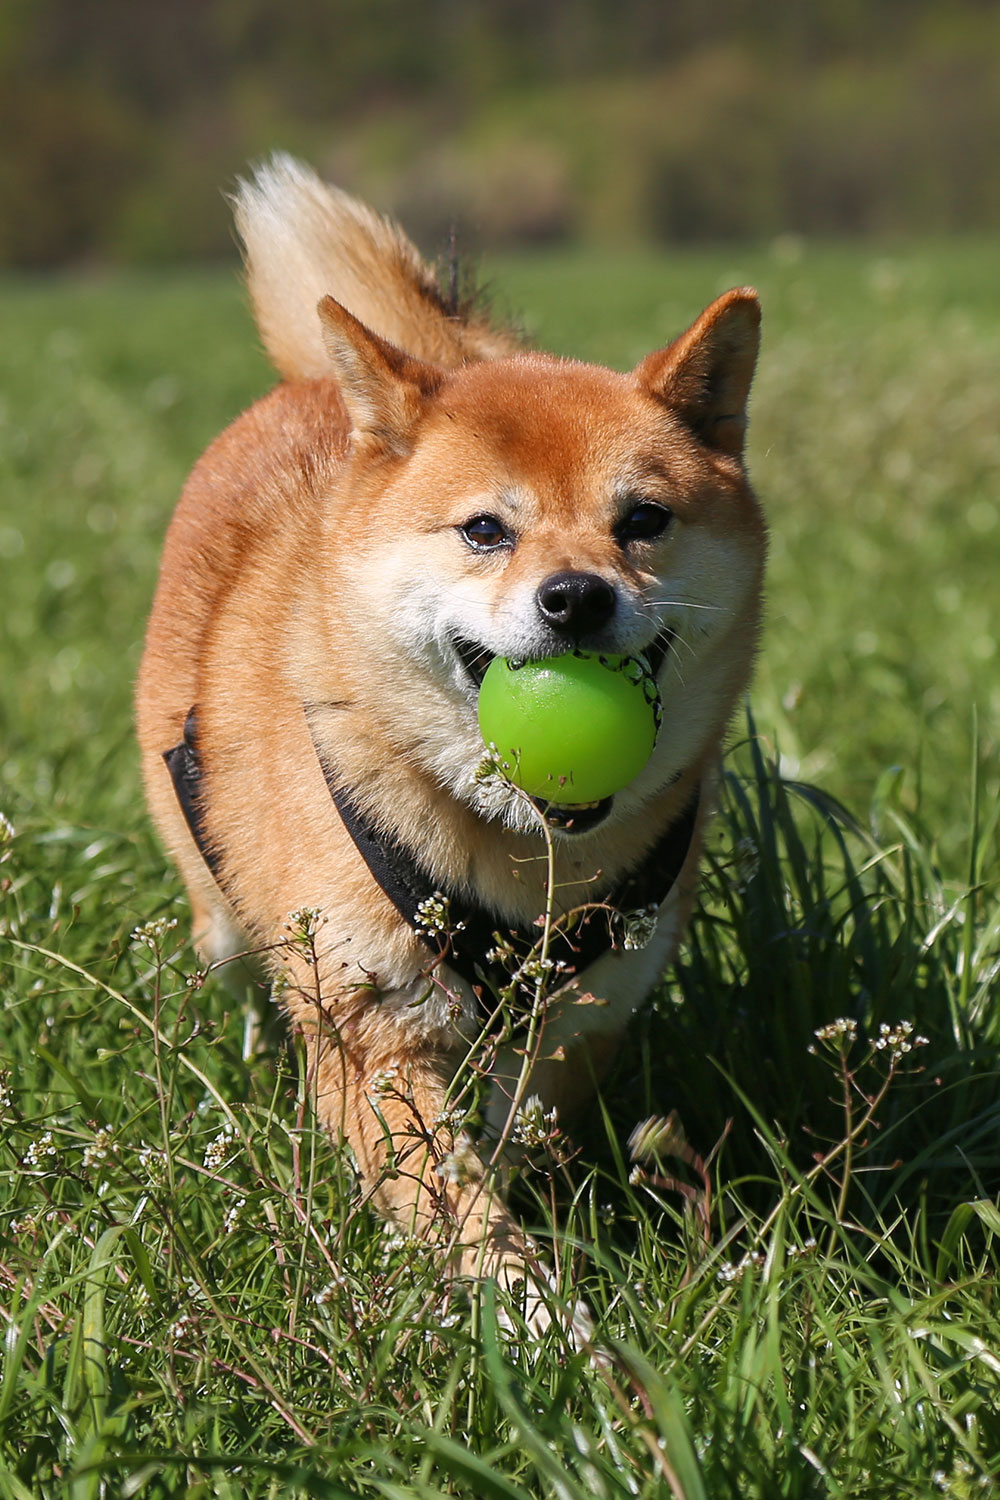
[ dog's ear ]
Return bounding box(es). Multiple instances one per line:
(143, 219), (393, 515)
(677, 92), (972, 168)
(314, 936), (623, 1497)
(318, 296), (443, 453)
(635, 288), (760, 459)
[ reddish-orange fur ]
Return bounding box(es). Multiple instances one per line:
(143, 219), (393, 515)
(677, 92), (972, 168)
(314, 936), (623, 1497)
(136, 157), (766, 1341)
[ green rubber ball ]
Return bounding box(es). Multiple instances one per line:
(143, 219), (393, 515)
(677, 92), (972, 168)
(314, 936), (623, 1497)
(477, 652), (661, 804)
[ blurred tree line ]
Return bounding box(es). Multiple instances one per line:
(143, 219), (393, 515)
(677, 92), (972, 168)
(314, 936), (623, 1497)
(2, 0), (999, 266)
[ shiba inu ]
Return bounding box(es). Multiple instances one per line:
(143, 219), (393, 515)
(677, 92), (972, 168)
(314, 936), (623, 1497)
(136, 155), (765, 1341)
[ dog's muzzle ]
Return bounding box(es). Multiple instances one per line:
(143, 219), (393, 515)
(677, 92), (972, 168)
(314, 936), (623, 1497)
(455, 628), (675, 836)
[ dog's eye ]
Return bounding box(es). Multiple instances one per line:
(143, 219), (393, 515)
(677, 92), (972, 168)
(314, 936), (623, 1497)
(616, 501), (673, 545)
(460, 514), (512, 551)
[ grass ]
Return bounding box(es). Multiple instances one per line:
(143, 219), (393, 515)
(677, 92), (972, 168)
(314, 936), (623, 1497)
(1, 239), (999, 1497)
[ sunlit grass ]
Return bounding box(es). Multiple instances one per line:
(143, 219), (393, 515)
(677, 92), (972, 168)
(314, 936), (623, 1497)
(1, 243), (999, 1495)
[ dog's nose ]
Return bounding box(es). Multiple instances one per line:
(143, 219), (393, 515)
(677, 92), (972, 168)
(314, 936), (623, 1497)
(536, 570), (616, 639)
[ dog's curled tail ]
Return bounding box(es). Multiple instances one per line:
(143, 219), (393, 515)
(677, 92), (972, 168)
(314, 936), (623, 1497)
(233, 154), (518, 382)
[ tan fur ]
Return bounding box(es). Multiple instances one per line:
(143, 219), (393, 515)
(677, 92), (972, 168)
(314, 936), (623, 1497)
(234, 153), (517, 379)
(136, 157), (766, 1343)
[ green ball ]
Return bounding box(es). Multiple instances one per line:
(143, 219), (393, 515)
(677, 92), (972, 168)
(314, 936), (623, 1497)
(477, 651), (661, 804)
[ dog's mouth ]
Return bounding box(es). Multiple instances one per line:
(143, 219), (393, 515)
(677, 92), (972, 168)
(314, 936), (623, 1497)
(530, 795), (613, 834)
(641, 626), (675, 680)
(455, 628), (674, 836)
(453, 627), (675, 692)
(453, 636), (496, 688)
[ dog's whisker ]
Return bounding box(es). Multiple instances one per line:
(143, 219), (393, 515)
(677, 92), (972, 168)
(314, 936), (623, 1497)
(644, 598), (721, 613)
(661, 629), (697, 665)
(666, 657), (688, 690)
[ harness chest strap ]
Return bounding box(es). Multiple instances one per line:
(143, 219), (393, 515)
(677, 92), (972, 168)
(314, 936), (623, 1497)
(163, 706), (701, 998)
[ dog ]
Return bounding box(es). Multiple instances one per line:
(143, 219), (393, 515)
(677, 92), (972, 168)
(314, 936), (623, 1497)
(136, 154), (765, 1340)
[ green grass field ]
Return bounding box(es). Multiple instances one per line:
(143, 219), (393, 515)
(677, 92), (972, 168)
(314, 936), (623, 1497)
(1, 241), (999, 1498)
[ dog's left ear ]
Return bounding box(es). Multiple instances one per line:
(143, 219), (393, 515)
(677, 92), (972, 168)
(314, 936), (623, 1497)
(318, 296), (443, 454)
(635, 288), (761, 459)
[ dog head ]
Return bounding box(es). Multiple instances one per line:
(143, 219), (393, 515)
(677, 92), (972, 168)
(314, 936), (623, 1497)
(319, 292), (766, 836)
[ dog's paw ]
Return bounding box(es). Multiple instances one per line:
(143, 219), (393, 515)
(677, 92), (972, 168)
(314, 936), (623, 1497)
(491, 1261), (608, 1366)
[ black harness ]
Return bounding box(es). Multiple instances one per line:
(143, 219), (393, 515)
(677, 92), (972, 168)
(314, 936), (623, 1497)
(164, 706), (700, 1001)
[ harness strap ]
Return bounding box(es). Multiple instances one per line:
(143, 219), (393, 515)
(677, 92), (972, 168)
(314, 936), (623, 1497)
(314, 747), (699, 996)
(162, 707), (224, 884)
(163, 705), (700, 1001)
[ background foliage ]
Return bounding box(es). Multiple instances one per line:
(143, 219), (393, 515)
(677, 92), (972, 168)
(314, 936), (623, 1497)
(3, 0), (1000, 265)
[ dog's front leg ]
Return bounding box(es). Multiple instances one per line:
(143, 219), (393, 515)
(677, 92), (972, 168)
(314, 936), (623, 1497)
(308, 1018), (524, 1262)
(289, 986), (590, 1345)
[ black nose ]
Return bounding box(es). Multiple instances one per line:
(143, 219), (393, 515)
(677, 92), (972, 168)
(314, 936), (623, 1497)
(536, 570), (616, 639)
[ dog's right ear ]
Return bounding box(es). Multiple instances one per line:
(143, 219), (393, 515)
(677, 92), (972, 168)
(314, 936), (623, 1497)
(318, 296), (444, 454)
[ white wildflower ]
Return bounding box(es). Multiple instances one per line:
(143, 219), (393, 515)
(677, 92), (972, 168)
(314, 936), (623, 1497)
(716, 1249), (765, 1285)
(168, 1312), (193, 1342)
(379, 1225), (424, 1263)
(82, 1128), (113, 1172)
(285, 906), (325, 943)
(130, 917), (177, 951)
(814, 1017), (859, 1046)
(513, 954), (560, 985)
(473, 744), (512, 786)
(202, 1126), (237, 1171)
(367, 1064), (400, 1102)
(512, 1095), (559, 1149)
(413, 892), (464, 938)
(23, 1131), (58, 1171)
(137, 1145), (167, 1184)
(222, 1196), (246, 1235)
(873, 1020), (929, 1061)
